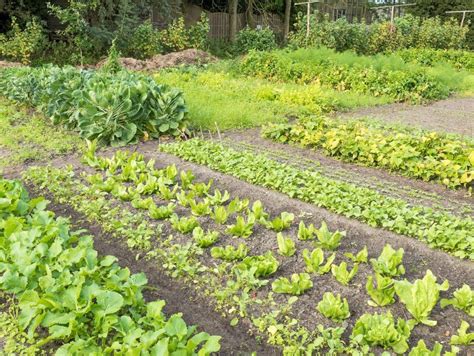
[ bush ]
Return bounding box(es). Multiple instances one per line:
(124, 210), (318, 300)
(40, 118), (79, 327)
(234, 27), (278, 54)
(396, 48), (474, 71)
(159, 14), (210, 53)
(0, 66), (188, 146)
(128, 20), (161, 59)
(0, 17), (45, 64)
(289, 13), (469, 55)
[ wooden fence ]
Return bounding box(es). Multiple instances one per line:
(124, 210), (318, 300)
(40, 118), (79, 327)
(184, 4), (283, 40)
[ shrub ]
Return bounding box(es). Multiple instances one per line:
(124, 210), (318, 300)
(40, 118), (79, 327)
(159, 14), (209, 53)
(0, 17), (45, 64)
(234, 27), (278, 54)
(128, 20), (161, 59)
(0, 66), (188, 146)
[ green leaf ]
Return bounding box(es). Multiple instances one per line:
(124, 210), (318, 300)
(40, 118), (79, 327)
(96, 291), (124, 315)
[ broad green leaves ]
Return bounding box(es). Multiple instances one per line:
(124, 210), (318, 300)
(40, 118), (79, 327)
(394, 270), (449, 326)
(302, 248), (334, 275)
(331, 262), (358, 286)
(277, 233), (296, 257)
(440, 284), (474, 317)
(317, 292), (350, 322)
(370, 245), (405, 277)
(366, 274), (395, 307)
(272, 273), (313, 295)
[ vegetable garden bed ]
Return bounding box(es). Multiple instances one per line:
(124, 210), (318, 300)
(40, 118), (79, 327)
(15, 142), (474, 354)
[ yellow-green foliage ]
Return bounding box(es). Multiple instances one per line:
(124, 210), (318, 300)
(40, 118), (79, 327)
(0, 17), (44, 64)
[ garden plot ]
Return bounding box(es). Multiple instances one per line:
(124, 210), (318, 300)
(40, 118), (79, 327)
(18, 143), (474, 354)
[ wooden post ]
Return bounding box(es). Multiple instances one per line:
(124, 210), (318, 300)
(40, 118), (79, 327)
(295, 0), (321, 39)
(446, 10), (474, 27)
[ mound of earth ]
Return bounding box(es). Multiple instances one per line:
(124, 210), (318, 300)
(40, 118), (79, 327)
(0, 60), (23, 68)
(96, 49), (216, 71)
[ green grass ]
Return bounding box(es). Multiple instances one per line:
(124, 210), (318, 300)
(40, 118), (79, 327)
(0, 98), (83, 172)
(154, 68), (390, 131)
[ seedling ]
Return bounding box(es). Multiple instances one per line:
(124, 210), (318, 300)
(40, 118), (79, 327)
(272, 273), (313, 295)
(193, 227), (219, 248)
(317, 292), (350, 322)
(332, 262), (358, 286)
(277, 233), (296, 257)
(303, 248), (335, 275)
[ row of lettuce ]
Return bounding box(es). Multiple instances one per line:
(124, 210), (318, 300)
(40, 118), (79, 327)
(0, 178), (220, 353)
(160, 139), (474, 260)
(22, 148), (474, 355)
(262, 117), (474, 189)
(0, 65), (187, 146)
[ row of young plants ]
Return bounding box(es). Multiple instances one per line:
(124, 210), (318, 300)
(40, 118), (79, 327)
(238, 48), (466, 103)
(160, 139), (474, 260)
(0, 64), (187, 146)
(261, 117), (474, 189)
(0, 178), (221, 354)
(22, 148), (473, 354)
(396, 48), (474, 72)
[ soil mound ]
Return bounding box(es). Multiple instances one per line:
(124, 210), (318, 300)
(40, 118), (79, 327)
(96, 49), (216, 71)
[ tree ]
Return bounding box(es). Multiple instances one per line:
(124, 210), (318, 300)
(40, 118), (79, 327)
(229, 0), (238, 41)
(407, 0), (473, 18)
(283, 0), (291, 40)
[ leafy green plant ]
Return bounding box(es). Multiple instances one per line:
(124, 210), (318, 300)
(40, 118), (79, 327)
(272, 273), (313, 295)
(210, 243), (249, 261)
(251, 200), (268, 221)
(277, 233), (296, 257)
(237, 252), (279, 278)
(345, 247), (368, 263)
(317, 292), (350, 322)
(227, 197), (250, 214)
(370, 245), (405, 277)
(149, 203), (175, 220)
(192, 227), (219, 248)
(450, 320), (474, 346)
(331, 262), (358, 286)
(206, 189), (230, 206)
(158, 184), (179, 200)
(394, 270), (449, 326)
(131, 197), (154, 210)
(408, 340), (443, 356)
(302, 248), (335, 275)
(234, 27), (277, 54)
(226, 215), (255, 238)
(366, 273), (396, 307)
(189, 181), (213, 197)
(351, 312), (414, 354)
(440, 284), (474, 317)
(176, 190), (195, 207)
(265, 212), (294, 232)
(189, 199), (211, 216)
(298, 221), (317, 240)
(210, 206), (229, 225)
(314, 222), (345, 250)
(179, 170), (195, 190)
(170, 214), (200, 234)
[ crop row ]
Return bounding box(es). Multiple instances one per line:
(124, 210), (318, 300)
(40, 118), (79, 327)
(23, 148), (474, 354)
(0, 178), (220, 354)
(261, 117), (474, 188)
(0, 65), (186, 146)
(160, 139), (474, 260)
(238, 48), (459, 103)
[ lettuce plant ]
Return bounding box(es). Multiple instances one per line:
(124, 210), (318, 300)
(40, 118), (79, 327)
(226, 214), (255, 238)
(211, 205), (229, 225)
(266, 212), (294, 232)
(351, 312), (414, 354)
(317, 292), (350, 322)
(237, 251), (279, 278)
(176, 190), (195, 207)
(302, 248), (335, 275)
(148, 203), (175, 220)
(298, 221), (317, 240)
(331, 262), (358, 286)
(189, 180), (213, 197)
(158, 183), (178, 200)
(179, 170), (195, 189)
(206, 189), (230, 205)
(131, 197), (154, 210)
(408, 340), (443, 356)
(314, 221), (345, 250)
(440, 284), (474, 317)
(271, 273), (313, 295)
(394, 270), (449, 326)
(210, 243), (249, 261)
(192, 227), (219, 248)
(344, 246), (368, 263)
(450, 320), (474, 346)
(366, 273), (396, 307)
(251, 200), (268, 221)
(170, 214), (199, 234)
(370, 244), (405, 277)
(277, 233), (296, 257)
(227, 197), (250, 214)
(189, 199), (211, 216)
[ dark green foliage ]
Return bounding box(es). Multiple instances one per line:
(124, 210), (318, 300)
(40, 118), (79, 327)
(0, 66), (188, 146)
(234, 27), (278, 54)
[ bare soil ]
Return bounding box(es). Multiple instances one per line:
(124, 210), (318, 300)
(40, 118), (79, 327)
(337, 97), (474, 138)
(95, 49), (216, 71)
(0, 60), (22, 69)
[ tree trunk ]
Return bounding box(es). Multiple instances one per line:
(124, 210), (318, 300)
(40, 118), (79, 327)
(246, 0), (255, 28)
(283, 0), (291, 40)
(229, 0), (238, 41)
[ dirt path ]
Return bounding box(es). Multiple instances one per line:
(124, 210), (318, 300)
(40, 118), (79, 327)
(336, 96), (474, 138)
(221, 129), (474, 219)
